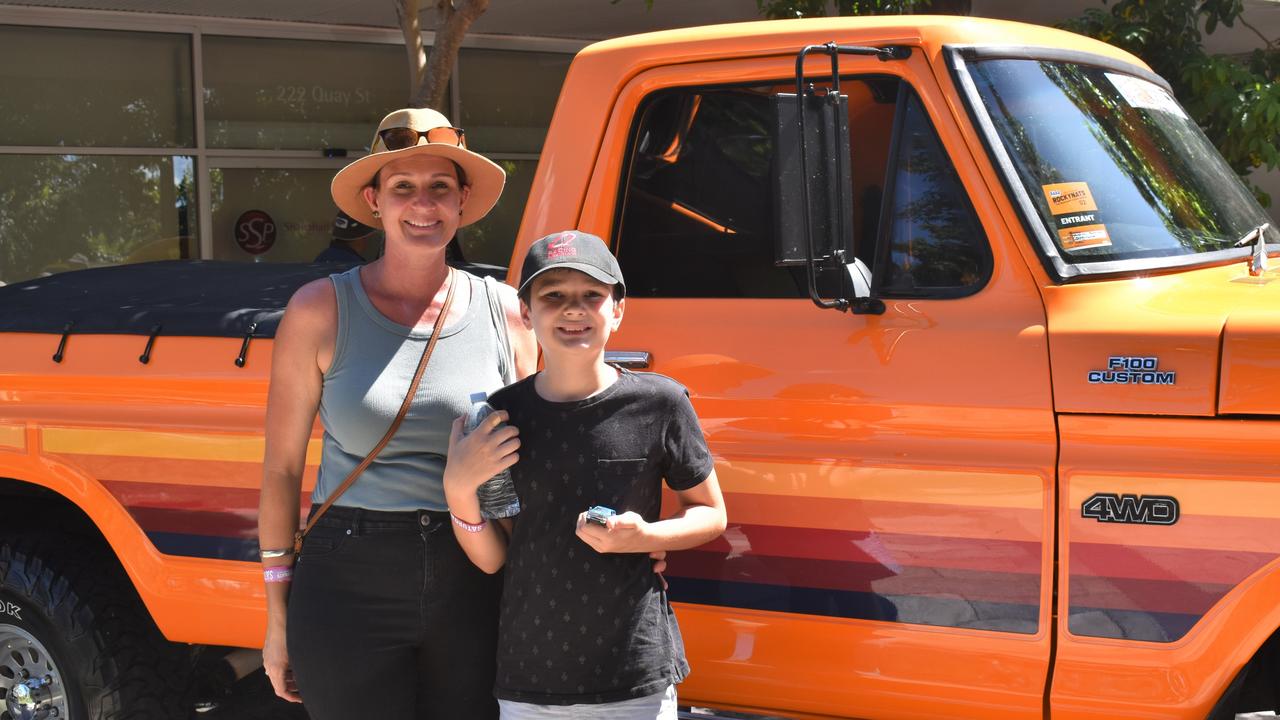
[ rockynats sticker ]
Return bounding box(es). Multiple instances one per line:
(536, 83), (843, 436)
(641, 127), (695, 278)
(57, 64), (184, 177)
(1042, 182), (1111, 251)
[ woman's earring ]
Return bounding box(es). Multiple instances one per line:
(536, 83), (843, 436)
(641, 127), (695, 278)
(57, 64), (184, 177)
(372, 210), (380, 218)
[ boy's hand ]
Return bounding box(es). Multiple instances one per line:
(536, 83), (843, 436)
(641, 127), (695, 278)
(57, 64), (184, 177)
(575, 510), (651, 554)
(443, 412), (519, 495)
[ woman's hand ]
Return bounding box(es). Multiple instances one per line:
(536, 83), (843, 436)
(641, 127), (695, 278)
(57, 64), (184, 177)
(575, 510), (653, 554)
(262, 619), (301, 703)
(443, 411), (520, 498)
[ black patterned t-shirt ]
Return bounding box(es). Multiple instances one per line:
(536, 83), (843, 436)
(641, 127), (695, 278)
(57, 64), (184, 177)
(487, 369), (714, 705)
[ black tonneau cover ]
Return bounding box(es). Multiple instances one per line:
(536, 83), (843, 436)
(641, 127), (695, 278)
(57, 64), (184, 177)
(0, 260), (505, 338)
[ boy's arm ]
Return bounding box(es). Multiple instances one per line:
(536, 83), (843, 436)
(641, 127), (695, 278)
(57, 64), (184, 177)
(443, 413), (518, 573)
(575, 469), (726, 554)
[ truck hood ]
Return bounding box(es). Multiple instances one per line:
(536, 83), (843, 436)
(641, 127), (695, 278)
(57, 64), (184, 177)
(1044, 262), (1280, 417)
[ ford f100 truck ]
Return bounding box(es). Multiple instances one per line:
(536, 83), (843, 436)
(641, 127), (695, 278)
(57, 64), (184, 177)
(1, 15), (1278, 720)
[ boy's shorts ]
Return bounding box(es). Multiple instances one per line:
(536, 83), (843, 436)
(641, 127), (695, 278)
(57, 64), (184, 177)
(498, 685), (677, 720)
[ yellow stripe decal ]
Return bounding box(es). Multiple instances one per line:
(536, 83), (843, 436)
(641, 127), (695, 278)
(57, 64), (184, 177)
(43, 427), (322, 465)
(718, 459), (1044, 509)
(1068, 474), (1280, 519)
(0, 424), (25, 451)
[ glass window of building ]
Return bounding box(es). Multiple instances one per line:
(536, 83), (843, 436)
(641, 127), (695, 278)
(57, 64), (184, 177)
(462, 159), (537, 267)
(0, 26), (193, 147)
(460, 49), (572, 154)
(0, 155), (196, 285)
(203, 36), (408, 151)
(210, 167), (351, 263)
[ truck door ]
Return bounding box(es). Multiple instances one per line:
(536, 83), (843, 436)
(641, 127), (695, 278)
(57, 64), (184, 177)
(582, 52), (1058, 718)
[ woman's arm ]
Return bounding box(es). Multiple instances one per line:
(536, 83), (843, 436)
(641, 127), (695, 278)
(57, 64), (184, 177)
(258, 279), (334, 703)
(575, 470), (727, 554)
(442, 412), (520, 573)
(496, 282), (537, 379)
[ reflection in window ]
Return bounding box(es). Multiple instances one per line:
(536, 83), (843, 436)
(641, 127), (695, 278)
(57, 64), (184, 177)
(617, 87), (801, 298)
(876, 90), (989, 296)
(462, 159), (537, 268)
(460, 49), (573, 154)
(0, 155), (196, 285)
(209, 168), (341, 263)
(968, 59), (1277, 264)
(0, 25), (193, 147)
(616, 79), (984, 299)
(203, 36), (407, 151)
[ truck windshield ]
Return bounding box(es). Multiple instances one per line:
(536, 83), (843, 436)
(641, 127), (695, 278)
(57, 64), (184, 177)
(966, 58), (1278, 267)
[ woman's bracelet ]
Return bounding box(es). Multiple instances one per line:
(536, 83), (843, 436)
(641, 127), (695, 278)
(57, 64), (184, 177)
(263, 566), (294, 584)
(259, 546), (295, 560)
(450, 512), (488, 533)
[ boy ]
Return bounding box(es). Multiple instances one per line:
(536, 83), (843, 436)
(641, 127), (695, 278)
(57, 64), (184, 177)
(443, 230), (726, 719)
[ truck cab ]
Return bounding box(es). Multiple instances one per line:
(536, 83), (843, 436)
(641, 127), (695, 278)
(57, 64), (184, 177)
(513, 15), (1280, 719)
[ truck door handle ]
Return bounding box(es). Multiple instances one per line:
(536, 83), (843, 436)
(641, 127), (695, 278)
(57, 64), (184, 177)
(605, 351), (650, 369)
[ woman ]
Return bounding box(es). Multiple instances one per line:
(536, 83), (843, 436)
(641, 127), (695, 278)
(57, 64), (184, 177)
(258, 107), (535, 719)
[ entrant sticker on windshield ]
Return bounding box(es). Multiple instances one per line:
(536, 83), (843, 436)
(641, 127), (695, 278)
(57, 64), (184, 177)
(1106, 73), (1188, 119)
(1042, 181), (1112, 251)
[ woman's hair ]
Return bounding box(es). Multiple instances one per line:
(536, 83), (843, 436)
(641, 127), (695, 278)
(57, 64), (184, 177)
(370, 160), (469, 191)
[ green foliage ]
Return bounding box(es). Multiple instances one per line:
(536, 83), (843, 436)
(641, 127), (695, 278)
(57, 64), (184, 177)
(1061, 0), (1279, 205)
(752, 0), (969, 18)
(621, 0), (969, 18)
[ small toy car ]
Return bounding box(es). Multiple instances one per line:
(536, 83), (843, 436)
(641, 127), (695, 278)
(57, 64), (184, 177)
(585, 505), (616, 526)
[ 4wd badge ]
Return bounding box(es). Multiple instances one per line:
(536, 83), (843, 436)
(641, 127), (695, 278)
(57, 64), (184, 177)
(1081, 493), (1180, 525)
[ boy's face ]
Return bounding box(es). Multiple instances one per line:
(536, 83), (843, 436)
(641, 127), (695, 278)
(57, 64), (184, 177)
(521, 268), (624, 357)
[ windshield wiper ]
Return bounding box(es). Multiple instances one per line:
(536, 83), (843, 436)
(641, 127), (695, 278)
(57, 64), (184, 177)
(1234, 223), (1272, 276)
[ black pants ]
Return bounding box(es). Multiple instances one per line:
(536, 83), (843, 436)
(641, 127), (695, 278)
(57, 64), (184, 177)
(287, 506), (501, 719)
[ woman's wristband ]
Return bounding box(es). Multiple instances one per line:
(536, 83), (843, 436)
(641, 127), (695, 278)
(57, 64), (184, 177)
(450, 512), (487, 533)
(263, 566), (294, 583)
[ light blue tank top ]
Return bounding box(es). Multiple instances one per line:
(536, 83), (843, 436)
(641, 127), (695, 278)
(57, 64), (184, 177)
(313, 268), (508, 511)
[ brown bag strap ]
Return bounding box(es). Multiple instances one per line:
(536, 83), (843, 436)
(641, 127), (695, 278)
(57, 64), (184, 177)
(294, 268), (458, 552)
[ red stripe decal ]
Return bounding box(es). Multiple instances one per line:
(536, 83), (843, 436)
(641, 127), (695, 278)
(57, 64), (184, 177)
(1068, 575), (1233, 616)
(700, 524), (1041, 574)
(1070, 542), (1276, 586)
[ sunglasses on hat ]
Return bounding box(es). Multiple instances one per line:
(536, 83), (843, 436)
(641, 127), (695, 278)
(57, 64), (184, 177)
(377, 125), (466, 151)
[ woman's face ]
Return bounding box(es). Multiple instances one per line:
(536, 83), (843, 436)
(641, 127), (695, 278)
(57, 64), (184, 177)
(362, 154), (470, 252)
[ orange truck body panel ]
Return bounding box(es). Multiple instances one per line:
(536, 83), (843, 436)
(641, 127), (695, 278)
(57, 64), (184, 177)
(1, 15), (1277, 720)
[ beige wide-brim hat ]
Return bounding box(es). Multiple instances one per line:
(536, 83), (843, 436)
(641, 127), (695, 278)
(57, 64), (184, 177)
(331, 107), (506, 228)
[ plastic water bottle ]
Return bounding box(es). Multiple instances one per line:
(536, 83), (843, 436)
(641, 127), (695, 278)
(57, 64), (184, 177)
(463, 397), (521, 519)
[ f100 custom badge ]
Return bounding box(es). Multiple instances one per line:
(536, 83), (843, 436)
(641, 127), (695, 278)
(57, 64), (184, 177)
(1087, 356), (1176, 385)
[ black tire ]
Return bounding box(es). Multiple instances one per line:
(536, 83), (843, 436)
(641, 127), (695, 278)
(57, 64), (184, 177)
(0, 535), (191, 720)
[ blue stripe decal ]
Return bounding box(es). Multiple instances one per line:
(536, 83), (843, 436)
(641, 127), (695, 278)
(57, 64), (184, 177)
(1067, 607), (1200, 643)
(147, 532), (258, 562)
(668, 576), (1039, 633)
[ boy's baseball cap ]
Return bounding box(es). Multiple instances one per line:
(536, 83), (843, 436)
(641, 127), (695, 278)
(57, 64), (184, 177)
(517, 230), (626, 298)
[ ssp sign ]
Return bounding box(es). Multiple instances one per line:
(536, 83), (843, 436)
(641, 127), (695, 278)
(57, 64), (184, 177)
(235, 210), (277, 255)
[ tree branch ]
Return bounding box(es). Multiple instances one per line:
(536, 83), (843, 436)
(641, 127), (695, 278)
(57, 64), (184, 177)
(415, 0), (490, 111)
(1237, 14), (1276, 51)
(395, 0), (428, 106)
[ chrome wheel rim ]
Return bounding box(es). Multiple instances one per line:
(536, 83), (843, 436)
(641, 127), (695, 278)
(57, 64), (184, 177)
(0, 624), (68, 720)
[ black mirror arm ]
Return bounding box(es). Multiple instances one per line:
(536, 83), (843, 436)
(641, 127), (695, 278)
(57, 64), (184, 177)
(795, 43), (909, 313)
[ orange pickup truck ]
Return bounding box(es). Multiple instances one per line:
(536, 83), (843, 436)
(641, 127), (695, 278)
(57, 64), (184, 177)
(1, 15), (1278, 720)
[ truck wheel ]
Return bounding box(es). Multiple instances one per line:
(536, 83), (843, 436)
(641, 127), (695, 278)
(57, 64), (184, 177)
(0, 536), (190, 720)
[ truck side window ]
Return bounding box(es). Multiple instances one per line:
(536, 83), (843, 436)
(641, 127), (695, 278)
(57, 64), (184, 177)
(616, 87), (793, 298)
(874, 89), (991, 297)
(615, 79), (986, 299)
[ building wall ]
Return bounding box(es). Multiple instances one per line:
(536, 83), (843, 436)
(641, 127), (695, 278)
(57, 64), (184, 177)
(0, 6), (583, 284)
(0, 4), (1275, 285)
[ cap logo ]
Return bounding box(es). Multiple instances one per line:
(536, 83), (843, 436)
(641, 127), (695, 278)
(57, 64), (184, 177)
(547, 232), (578, 260)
